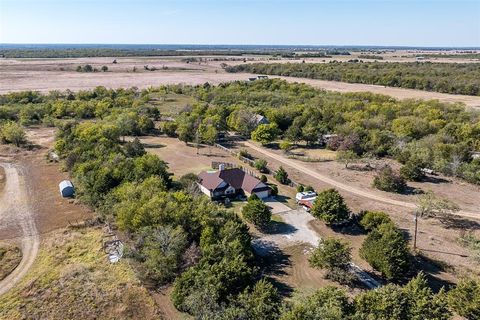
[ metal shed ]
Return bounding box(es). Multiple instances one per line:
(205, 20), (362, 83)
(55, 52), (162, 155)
(59, 180), (74, 198)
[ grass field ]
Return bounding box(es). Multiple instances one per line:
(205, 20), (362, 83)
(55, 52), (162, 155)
(0, 244), (22, 282)
(0, 227), (161, 320)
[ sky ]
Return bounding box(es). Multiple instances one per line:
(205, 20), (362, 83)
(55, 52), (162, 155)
(0, 0), (479, 47)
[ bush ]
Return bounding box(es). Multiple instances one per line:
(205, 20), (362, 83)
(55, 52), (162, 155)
(251, 123), (280, 145)
(359, 223), (410, 281)
(163, 121), (178, 137)
(309, 237), (352, 271)
(296, 184), (304, 192)
(279, 140), (293, 152)
(373, 165), (407, 193)
(269, 184), (278, 196)
(311, 189), (350, 225)
(304, 185), (314, 192)
(260, 175), (268, 183)
(254, 159), (269, 173)
(239, 148), (252, 159)
(242, 199), (271, 229)
(359, 211), (393, 232)
(400, 161), (425, 181)
(274, 166), (289, 184)
(0, 121), (26, 146)
(447, 277), (480, 320)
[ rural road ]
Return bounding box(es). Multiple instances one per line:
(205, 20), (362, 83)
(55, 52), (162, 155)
(0, 163), (40, 296)
(243, 141), (479, 220)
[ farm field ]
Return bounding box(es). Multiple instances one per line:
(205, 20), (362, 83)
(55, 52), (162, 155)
(2, 55), (480, 109)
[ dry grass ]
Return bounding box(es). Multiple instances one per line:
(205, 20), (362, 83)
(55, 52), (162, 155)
(147, 93), (196, 116)
(0, 244), (22, 281)
(0, 228), (161, 320)
(0, 166), (5, 194)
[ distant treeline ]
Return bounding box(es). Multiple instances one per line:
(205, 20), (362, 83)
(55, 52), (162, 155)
(358, 54), (384, 60)
(226, 62), (480, 96)
(0, 48), (348, 59)
(418, 53), (480, 59)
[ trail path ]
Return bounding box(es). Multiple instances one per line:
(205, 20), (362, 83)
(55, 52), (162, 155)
(244, 141), (479, 220)
(0, 163), (40, 296)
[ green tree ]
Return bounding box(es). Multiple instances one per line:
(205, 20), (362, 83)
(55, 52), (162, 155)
(309, 237), (352, 271)
(311, 189), (350, 225)
(359, 211), (393, 232)
(400, 161), (425, 181)
(163, 121), (178, 137)
(336, 150), (359, 169)
(279, 140), (293, 153)
(0, 121), (26, 146)
(447, 277), (480, 320)
(274, 166), (289, 184)
(124, 137), (145, 157)
(101, 65), (108, 72)
(251, 123), (280, 145)
(359, 223), (410, 281)
(373, 165), (407, 193)
(280, 286), (351, 320)
(242, 199), (271, 229)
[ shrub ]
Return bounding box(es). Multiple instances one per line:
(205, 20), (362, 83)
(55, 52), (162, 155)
(447, 277), (480, 320)
(254, 159), (268, 173)
(269, 184), (278, 196)
(309, 237), (352, 271)
(260, 175), (267, 183)
(359, 223), (410, 281)
(373, 165), (407, 193)
(400, 161), (425, 181)
(279, 141), (293, 153)
(0, 121), (26, 146)
(304, 185), (314, 192)
(359, 211), (393, 232)
(311, 189), (350, 225)
(239, 148), (252, 159)
(242, 199), (271, 229)
(163, 121), (178, 137)
(296, 184), (304, 193)
(251, 123), (279, 145)
(274, 166), (289, 184)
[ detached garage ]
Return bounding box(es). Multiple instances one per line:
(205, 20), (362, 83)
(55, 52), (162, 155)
(59, 180), (75, 198)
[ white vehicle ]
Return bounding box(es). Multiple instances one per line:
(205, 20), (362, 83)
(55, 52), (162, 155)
(295, 191), (317, 202)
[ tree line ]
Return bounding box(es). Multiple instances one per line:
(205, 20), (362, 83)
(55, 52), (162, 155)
(226, 62), (480, 96)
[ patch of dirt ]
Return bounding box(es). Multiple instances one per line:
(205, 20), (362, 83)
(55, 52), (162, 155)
(0, 244), (22, 281)
(0, 166), (5, 194)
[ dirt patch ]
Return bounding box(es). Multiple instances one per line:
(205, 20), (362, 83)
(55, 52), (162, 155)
(0, 244), (22, 281)
(0, 227), (161, 320)
(0, 166), (5, 194)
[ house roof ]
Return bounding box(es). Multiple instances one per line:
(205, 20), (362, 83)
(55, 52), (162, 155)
(199, 168), (268, 194)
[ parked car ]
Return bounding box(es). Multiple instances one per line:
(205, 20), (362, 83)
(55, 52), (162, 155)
(295, 191), (317, 203)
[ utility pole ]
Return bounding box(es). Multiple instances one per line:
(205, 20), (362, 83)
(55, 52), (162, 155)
(413, 209), (419, 250)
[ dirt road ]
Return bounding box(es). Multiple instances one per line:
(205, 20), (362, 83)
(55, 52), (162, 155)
(243, 141), (479, 220)
(0, 163), (40, 296)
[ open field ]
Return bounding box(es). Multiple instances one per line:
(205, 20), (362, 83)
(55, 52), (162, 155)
(2, 56), (480, 109)
(0, 228), (161, 320)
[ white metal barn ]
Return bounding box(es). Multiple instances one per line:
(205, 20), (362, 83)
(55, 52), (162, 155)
(59, 180), (74, 198)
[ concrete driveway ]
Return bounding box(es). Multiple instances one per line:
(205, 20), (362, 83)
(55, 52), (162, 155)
(264, 198), (292, 214)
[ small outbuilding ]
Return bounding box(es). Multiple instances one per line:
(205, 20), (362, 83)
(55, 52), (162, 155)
(59, 180), (75, 198)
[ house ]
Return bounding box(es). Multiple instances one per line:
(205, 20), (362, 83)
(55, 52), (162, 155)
(59, 180), (74, 198)
(198, 167), (271, 199)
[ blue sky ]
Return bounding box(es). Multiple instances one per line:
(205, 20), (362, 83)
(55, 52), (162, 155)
(1, 0), (479, 46)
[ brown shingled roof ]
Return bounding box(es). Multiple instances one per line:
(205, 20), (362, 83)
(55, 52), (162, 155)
(199, 168), (267, 193)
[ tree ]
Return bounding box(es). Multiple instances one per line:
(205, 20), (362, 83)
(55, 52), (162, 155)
(336, 150), (359, 169)
(372, 165), (407, 193)
(280, 286), (352, 320)
(274, 166), (289, 184)
(354, 284), (409, 320)
(296, 184), (304, 193)
(447, 277), (480, 320)
(270, 184), (278, 196)
(242, 198), (271, 229)
(101, 65), (108, 72)
(124, 137), (145, 157)
(359, 223), (410, 281)
(311, 189), (350, 225)
(163, 121), (178, 137)
(251, 123), (280, 145)
(260, 174), (267, 183)
(254, 159), (268, 173)
(309, 237), (351, 271)
(0, 121), (26, 146)
(309, 237), (354, 284)
(400, 161), (425, 181)
(359, 211), (393, 232)
(83, 64), (93, 72)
